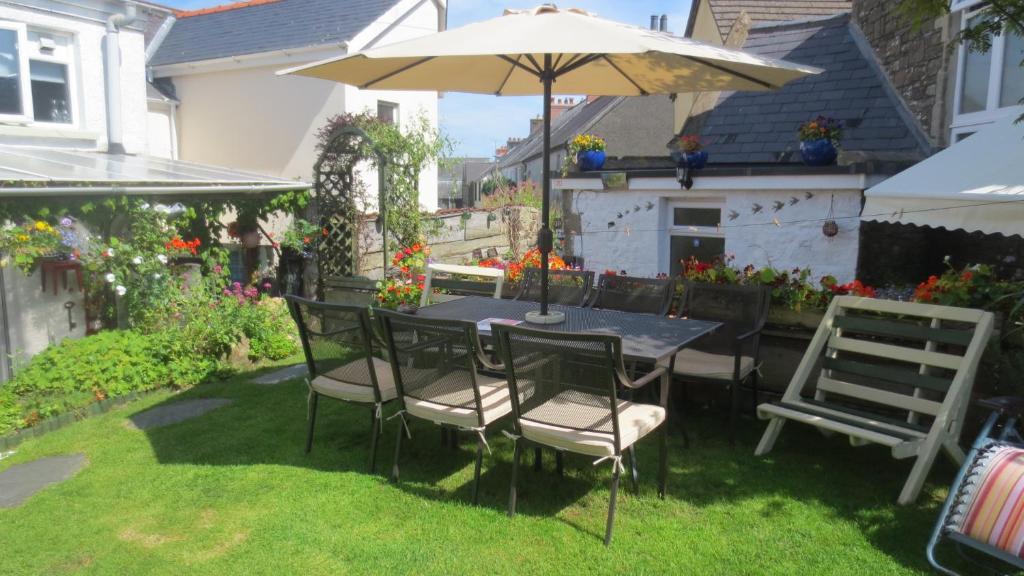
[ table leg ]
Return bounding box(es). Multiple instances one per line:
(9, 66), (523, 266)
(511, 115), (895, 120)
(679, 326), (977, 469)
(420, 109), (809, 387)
(665, 358), (689, 448)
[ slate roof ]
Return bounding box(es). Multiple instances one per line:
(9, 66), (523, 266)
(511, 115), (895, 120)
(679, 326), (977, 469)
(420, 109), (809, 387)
(150, 0), (400, 67)
(684, 14), (930, 164)
(498, 97), (622, 168)
(707, 0), (852, 40)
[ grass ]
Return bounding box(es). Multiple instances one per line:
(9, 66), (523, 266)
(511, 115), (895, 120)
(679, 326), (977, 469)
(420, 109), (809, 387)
(0, 366), (973, 575)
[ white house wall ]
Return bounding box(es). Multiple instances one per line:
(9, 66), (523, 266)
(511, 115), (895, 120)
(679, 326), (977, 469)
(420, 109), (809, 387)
(0, 3), (149, 152)
(566, 183), (863, 282)
(146, 101), (174, 158)
(3, 261), (87, 364)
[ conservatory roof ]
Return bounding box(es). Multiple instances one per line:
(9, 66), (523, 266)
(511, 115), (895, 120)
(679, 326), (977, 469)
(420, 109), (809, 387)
(0, 147), (310, 197)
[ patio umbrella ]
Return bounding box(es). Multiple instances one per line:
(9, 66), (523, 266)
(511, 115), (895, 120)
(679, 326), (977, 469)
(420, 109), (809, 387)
(280, 4), (819, 322)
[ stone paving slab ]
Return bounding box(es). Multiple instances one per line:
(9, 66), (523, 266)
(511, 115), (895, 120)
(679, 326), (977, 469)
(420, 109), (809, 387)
(251, 364), (307, 385)
(0, 453), (87, 509)
(127, 398), (233, 430)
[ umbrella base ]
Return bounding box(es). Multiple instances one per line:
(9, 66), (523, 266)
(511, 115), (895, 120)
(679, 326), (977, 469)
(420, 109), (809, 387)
(525, 310), (566, 325)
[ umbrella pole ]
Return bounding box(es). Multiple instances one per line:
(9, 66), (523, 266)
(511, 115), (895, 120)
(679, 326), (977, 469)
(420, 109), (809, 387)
(539, 54), (553, 316)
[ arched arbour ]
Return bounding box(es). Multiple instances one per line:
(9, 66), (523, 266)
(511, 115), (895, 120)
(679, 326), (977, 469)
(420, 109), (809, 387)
(311, 125), (388, 295)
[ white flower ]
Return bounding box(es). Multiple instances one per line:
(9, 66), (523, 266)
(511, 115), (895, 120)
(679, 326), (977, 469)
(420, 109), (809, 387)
(105, 248), (114, 257)
(156, 254), (168, 264)
(104, 273), (116, 283)
(115, 285), (127, 296)
(132, 256), (143, 265)
(153, 273), (162, 280)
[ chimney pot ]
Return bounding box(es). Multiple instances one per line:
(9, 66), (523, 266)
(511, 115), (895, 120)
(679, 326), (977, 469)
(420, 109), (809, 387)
(650, 15), (658, 30)
(660, 14), (668, 32)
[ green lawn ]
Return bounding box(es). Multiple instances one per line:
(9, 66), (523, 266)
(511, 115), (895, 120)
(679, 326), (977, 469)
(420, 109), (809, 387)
(0, 368), (967, 575)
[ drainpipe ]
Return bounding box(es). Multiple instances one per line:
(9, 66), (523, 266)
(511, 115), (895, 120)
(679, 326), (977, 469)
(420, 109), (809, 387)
(105, 3), (137, 155)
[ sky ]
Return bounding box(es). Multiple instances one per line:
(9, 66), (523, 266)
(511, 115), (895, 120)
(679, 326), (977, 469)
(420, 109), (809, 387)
(158, 0), (693, 157)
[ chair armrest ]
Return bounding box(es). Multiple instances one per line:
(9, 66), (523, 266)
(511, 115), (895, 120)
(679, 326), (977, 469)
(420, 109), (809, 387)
(734, 326), (762, 343)
(394, 335), (454, 354)
(622, 365), (668, 390)
(978, 396), (1024, 418)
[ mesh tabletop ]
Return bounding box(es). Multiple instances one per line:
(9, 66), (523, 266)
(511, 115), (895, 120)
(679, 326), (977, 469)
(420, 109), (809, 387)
(415, 296), (719, 364)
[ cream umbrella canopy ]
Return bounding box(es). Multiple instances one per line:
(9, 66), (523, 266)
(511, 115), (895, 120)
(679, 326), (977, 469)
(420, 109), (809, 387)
(281, 4), (819, 320)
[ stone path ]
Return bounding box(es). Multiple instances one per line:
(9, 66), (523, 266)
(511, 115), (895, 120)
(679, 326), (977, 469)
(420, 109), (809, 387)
(251, 364), (307, 385)
(0, 453), (87, 509)
(127, 398), (233, 430)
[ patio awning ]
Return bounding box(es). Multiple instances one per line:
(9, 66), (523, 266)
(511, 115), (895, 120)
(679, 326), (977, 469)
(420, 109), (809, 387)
(0, 146), (309, 197)
(862, 115), (1024, 237)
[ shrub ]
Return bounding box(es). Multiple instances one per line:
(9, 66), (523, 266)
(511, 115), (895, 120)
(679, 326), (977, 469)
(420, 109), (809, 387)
(0, 389), (21, 436)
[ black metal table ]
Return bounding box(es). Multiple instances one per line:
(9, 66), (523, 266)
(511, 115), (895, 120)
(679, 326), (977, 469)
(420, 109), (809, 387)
(416, 296), (719, 365)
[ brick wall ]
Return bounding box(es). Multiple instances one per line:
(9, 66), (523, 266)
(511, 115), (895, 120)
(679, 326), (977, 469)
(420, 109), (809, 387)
(853, 0), (950, 147)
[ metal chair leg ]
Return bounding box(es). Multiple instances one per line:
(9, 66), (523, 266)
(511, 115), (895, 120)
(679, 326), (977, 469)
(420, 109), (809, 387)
(604, 465), (621, 546)
(509, 440), (523, 517)
(750, 370), (760, 416)
(391, 416), (404, 483)
(555, 451), (564, 476)
(626, 445), (639, 493)
(658, 424), (668, 499)
(473, 436), (485, 505)
(667, 381), (690, 448)
(534, 447), (542, 471)
(730, 378), (741, 446)
(305, 391), (319, 454)
(369, 407), (380, 473)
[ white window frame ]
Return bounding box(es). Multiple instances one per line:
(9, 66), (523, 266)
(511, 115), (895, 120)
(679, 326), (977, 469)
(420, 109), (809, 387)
(0, 21), (33, 124)
(951, 3), (1024, 133)
(665, 199), (725, 272)
(25, 27), (78, 128)
(377, 100), (398, 126)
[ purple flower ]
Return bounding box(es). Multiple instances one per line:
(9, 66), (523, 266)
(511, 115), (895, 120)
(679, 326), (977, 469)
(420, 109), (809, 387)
(60, 217), (73, 227)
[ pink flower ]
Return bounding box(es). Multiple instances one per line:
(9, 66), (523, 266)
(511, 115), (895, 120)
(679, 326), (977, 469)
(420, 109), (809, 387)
(213, 265), (223, 274)
(262, 282), (272, 290)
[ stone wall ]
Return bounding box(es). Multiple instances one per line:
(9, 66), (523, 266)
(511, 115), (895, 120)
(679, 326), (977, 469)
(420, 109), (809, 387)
(853, 0), (951, 147)
(355, 207), (538, 278)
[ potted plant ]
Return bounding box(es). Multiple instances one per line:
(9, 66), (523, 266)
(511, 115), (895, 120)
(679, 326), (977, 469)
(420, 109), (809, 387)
(568, 133), (606, 171)
(376, 242), (429, 312)
(797, 116), (843, 166)
(668, 134), (707, 169)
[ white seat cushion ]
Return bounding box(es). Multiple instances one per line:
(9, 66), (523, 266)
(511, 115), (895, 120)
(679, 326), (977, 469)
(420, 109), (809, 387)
(663, 348), (754, 381)
(519, 391), (666, 457)
(404, 374), (513, 429)
(311, 357), (397, 403)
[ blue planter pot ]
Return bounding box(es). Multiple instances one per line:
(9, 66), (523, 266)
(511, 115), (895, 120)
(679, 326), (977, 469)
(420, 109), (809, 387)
(671, 149), (708, 169)
(577, 150), (606, 171)
(800, 138), (838, 166)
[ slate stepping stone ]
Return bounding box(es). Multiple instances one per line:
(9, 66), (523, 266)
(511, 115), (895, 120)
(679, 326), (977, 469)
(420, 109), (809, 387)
(0, 453), (87, 509)
(251, 364), (307, 385)
(128, 398), (232, 430)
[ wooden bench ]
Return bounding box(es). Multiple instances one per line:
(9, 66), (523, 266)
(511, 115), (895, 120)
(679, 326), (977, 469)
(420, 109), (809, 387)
(754, 295), (994, 505)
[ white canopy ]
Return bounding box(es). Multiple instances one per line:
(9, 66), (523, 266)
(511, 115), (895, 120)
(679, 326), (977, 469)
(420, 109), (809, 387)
(863, 114), (1024, 237)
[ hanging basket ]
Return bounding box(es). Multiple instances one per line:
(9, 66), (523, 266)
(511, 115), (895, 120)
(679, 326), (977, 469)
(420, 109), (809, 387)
(822, 220), (839, 237)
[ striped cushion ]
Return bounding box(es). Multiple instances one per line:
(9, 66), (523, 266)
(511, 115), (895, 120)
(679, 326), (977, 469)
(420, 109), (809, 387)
(955, 445), (1024, 557)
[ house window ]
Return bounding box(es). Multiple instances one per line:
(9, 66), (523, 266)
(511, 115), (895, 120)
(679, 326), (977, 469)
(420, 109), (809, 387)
(377, 101), (398, 125)
(668, 201), (724, 276)
(952, 4), (1024, 132)
(0, 22), (75, 125)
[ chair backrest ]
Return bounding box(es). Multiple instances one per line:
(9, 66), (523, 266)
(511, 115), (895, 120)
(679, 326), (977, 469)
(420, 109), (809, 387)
(285, 295), (385, 402)
(376, 309), (492, 428)
(786, 295), (994, 430)
(494, 324), (627, 454)
(324, 277), (378, 307)
(420, 263), (505, 307)
(590, 274), (675, 316)
(517, 268), (594, 307)
(680, 282), (770, 353)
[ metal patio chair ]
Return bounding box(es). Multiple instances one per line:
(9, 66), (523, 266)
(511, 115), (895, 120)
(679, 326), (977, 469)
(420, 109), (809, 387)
(927, 396), (1024, 575)
(665, 281), (770, 444)
(493, 323), (668, 546)
(515, 268), (594, 307)
(285, 295), (395, 472)
(376, 309), (512, 504)
(589, 274), (675, 316)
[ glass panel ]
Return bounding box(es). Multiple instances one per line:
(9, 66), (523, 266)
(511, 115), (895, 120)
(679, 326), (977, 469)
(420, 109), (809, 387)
(669, 235), (725, 277)
(30, 60), (70, 123)
(377, 101), (397, 125)
(673, 207), (721, 227)
(0, 29), (22, 115)
(960, 16), (992, 114)
(1001, 31), (1024, 107)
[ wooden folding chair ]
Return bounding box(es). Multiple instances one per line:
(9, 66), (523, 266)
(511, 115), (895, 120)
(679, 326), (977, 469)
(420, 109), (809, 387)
(419, 263), (504, 307)
(754, 295), (994, 505)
